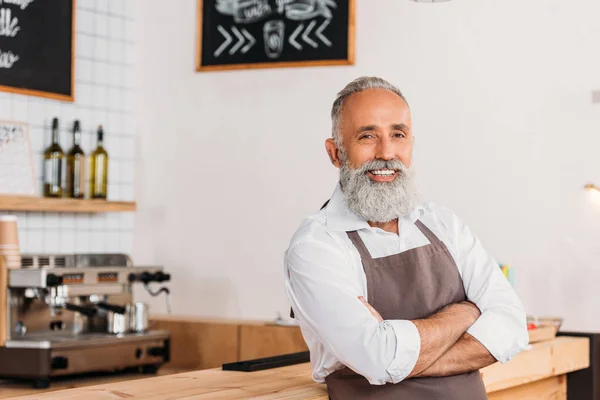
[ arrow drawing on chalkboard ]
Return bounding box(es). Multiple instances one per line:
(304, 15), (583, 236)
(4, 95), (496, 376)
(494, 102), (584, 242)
(229, 26), (245, 55)
(289, 24), (304, 50)
(214, 25), (233, 57)
(302, 21), (318, 49)
(215, 25), (256, 57)
(315, 19), (331, 47)
(289, 19), (332, 51)
(241, 29), (256, 53)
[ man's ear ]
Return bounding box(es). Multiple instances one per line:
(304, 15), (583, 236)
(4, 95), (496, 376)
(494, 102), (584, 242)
(325, 138), (342, 168)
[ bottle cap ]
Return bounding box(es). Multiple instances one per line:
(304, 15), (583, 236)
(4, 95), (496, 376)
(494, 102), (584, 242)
(73, 120), (80, 132)
(97, 125), (104, 141)
(52, 118), (59, 130)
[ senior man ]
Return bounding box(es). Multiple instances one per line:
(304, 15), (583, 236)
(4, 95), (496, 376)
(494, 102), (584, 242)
(284, 77), (528, 399)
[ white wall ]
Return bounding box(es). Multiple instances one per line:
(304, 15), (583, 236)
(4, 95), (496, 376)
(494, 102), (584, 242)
(134, 0), (600, 331)
(1, 0), (137, 255)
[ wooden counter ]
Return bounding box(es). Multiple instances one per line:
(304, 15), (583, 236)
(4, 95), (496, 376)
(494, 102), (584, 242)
(9, 337), (589, 400)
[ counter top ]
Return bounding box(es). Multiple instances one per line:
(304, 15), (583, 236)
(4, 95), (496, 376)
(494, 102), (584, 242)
(8, 337), (590, 400)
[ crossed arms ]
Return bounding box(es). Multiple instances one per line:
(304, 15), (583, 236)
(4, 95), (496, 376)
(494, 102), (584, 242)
(359, 296), (496, 378)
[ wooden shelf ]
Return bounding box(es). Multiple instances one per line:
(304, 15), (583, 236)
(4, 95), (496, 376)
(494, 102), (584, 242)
(0, 195), (136, 213)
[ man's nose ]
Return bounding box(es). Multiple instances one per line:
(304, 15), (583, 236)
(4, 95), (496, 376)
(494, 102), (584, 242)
(374, 136), (395, 161)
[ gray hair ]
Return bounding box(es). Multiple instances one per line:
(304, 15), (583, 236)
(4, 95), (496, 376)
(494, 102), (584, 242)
(331, 77), (408, 148)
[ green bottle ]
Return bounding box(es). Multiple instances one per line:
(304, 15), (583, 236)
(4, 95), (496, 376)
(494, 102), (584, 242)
(90, 125), (108, 199)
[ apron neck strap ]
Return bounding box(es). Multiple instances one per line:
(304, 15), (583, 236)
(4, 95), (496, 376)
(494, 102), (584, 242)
(414, 220), (443, 246)
(346, 231), (374, 262)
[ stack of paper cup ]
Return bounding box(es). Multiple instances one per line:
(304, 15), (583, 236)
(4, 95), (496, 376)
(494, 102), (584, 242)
(0, 216), (21, 269)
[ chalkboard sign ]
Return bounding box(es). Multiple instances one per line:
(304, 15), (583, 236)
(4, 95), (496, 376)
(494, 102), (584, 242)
(0, 0), (75, 101)
(196, 0), (355, 71)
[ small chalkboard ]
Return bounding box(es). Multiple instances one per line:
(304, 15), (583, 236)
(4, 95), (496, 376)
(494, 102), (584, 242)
(0, 0), (75, 101)
(196, 0), (355, 71)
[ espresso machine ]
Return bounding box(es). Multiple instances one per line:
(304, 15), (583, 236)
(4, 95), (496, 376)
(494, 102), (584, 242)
(0, 253), (171, 388)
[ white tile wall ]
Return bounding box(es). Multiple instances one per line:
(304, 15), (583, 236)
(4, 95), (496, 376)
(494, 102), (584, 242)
(0, 0), (137, 256)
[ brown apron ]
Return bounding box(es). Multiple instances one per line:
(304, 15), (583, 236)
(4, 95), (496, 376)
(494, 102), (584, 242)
(325, 220), (488, 400)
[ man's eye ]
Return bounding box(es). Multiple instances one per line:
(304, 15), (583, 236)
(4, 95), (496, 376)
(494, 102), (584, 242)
(359, 134), (374, 140)
(393, 132), (406, 138)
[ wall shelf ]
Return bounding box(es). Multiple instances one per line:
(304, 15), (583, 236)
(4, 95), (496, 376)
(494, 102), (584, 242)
(0, 196), (136, 213)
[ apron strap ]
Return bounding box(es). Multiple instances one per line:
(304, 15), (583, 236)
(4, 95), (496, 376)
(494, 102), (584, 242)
(415, 220), (444, 248)
(346, 231), (374, 263)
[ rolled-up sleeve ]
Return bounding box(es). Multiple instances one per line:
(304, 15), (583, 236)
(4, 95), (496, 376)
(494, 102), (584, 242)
(449, 211), (529, 363)
(285, 237), (421, 384)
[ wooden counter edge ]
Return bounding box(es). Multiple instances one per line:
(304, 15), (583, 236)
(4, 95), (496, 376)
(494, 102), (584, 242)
(10, 336), (590, 400)
(482, 336), (590, 393)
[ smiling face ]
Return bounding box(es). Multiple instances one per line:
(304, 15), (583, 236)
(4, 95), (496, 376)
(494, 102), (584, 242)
(325, 87), (417, 223)
(326, 88), (413, 179)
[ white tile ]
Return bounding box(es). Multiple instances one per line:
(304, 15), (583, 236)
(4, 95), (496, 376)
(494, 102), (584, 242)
(124, 1), (134, 20)
(77, 10), (95, 34)
(121, 213), (134, 230)
(76, 58), (93, 82)
(108, 41), (124, 64)
(15, 212), (27, 231)
(107, 183), (120, 201)
(45, 213), (60, 229)
(75, 231), (91, 252)
(121, 185), (134, 201)
(121, 91), (133, 112)
(93, 86), (108, 109)
(123, 115), (134, 135)
(76, 34), (94, 58)
(27, 213), (43, 229)
(12, 99), (27, 121)
(61, 213), (76, 229)
(75, 83), (94, 108)
(95, 13), (108, 37)
(108, 159), (120, 182)
(108, 16), (123, 39)
(90, 232), (106, 252)
(107, 112), (122, 134)
(95, 62), (109, 85)
(0, 98), (11, 120)
(17, 227), (27, 251)
(96, 0), (108, 13)
(107, 0), (123, 17)
(106, 213), (121, 229)
(27, 230), (44, 253)
(27, 98), (45, 120)
(84, 131), (95, 152)
(90, 214), (107, 230)
(59, 129), (70, 150)
(77, 0), (96, 10)
(94, 38), (109, 61)
(106, 232), (120, 252)
(43, 230), (60, 253)
(29, 127), (45, 153)
(119, 232), (133, 254)
(121, 160), (134, 183)
(60, 231), (75, 252)
(75, 214), (91, 229)
(107, 64), (120, 85)
(123, 42), (134, 65)
(119, 65), (128, 88)
(44, 104), (62, 123)
(60, 103), (76, 125)
(107, 88), (122, 114)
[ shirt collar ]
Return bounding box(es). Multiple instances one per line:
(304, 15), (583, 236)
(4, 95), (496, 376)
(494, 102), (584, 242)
(325, 183), (425, 232)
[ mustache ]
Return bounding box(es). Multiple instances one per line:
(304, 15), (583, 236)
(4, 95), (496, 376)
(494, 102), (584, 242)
(354, 159), (408, 175)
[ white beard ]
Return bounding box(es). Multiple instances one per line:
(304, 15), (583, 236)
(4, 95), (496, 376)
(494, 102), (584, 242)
(339, 157), (418, 223)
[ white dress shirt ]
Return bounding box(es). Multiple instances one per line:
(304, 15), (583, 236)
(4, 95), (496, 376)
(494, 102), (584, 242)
(284, 184), (528, 385)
